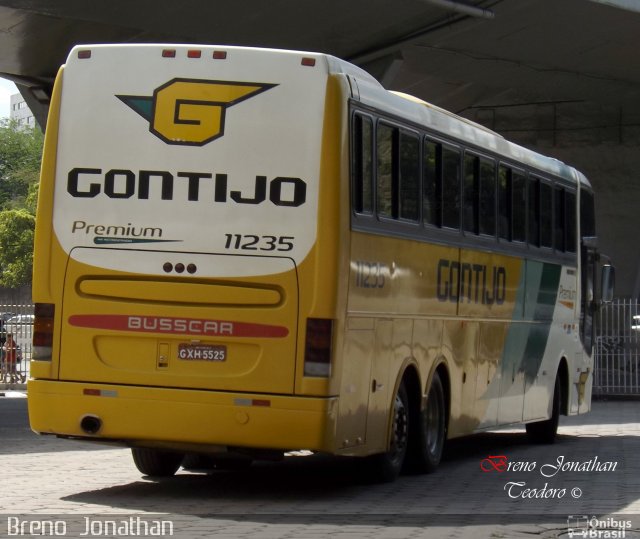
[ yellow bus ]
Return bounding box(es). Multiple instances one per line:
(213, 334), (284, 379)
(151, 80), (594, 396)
(28, 44), (613, 481)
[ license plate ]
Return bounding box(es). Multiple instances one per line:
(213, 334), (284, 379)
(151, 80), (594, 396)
(177, 343), (227, 362)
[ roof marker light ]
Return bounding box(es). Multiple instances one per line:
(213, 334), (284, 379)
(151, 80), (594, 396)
(213, 50), (227, 60)
(77, 50), (92, 59)
(301, 57), (316, 67)
(188, 49), (202, 58)
(162, 49), (176, 58)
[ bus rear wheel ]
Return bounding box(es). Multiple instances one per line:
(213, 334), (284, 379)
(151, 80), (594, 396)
(526, 375), (561, 444)
(368, 381), (410, 482)
(407, 371), (446, 473)
(131, 448), (184, 477)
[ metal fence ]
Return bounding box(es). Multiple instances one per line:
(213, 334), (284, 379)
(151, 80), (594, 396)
(1, 300), (638, 394)
(594, 298), (640, 396)
(0, 303), (34, 384)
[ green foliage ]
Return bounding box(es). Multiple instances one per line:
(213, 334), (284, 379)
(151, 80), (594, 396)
(0, 209), (35, 288)
(0, 118), (43, 211)
(0, 119), (43, 288)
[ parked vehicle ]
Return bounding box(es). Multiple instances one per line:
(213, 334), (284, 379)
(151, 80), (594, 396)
(5, 314), (34, 325)
(5, 314), (35, 338)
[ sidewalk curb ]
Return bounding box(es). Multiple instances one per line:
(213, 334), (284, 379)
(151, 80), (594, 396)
(0, 383), (27, 391)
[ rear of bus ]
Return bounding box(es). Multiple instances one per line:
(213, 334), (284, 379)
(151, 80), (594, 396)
(28, 45), (349, 467)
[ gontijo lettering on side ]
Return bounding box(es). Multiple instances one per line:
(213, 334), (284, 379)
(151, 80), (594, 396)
(437, 258), (506, 305)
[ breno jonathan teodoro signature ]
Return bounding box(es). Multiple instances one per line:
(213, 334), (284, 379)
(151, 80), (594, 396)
(6, 516), (174, 536)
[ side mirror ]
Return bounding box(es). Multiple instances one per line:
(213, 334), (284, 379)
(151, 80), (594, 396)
(601, 264), (615, 304)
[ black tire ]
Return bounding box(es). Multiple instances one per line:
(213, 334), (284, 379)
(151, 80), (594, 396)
(131, 448), (184, 477)
(526, 375), (561, 444)
(367, 381), (410, 482)
(407, 371), (446, 473)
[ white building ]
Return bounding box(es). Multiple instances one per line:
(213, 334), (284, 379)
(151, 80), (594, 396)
(10, 92), (37, 128)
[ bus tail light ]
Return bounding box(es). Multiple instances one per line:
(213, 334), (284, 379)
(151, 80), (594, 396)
(33, 303), (55, 361)
(304, 318), (333, 377)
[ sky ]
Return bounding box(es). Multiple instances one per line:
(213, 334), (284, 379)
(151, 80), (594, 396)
(0, 77), (18, 119)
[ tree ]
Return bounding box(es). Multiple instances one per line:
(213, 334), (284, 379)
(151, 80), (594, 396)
(0, 209), (35, 288)
(0, 119), (43, 288)
(0, 119), (43, 210)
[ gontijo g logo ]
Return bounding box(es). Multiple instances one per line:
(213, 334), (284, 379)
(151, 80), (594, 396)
(117, 79), (277, 146)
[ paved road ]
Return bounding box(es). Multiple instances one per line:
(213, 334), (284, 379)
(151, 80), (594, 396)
(1, 395), (639, 538)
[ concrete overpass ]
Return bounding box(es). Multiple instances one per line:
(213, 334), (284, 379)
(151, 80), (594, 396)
(1, 0), (639, 295)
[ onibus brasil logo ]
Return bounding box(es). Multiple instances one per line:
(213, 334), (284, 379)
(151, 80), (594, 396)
(117, 78), (277, 146)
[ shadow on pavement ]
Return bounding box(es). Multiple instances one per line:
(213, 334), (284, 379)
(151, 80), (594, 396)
(59, 429), (640, 531)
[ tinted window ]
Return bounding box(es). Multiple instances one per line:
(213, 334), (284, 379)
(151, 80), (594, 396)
(581, 189), (596, 238)
(566, 190), (577, 253)
(377, 123), (395, 218)
(512, 171), (527, 242)
(540, 181), (553, 248)
(352, 114), (373, 213)
(479, 158), (496, 236)
(498, 165), (510, 240)
(555, 187), (565, 252)
(423, 139), (439, 226)
(399, 132), (420, 221)
(528, 177), (540, 246)
(464, 154), (478, 234)
(442, 146), (461, 229)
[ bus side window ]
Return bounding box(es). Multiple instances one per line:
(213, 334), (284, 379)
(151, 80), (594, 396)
(540, 181), (553, 248)
(423, 139), (440, 227)
(352, 114), (373, 214)
(479, 158), (496, 236)
(581, 189), (596, 237)
(512, 171), (527, 243)
(442, 146), (461, 230)
(566, 190), (577, 253)
(528, 176), (540, 247)
(554, 186), (566, 252)
(498, 165), (511, 240)
(399, 131), (420, 221)
(377, 123), (398, 219)
(463, 153), (478, 234)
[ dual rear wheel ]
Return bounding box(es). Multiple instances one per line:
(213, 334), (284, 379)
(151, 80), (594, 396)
(130, 372), (449, 482)
(371, 371), (447, 482)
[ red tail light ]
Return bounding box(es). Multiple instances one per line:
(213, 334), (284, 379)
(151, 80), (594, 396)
(304, 318), (333, 377)
(33, 303), (55, 360)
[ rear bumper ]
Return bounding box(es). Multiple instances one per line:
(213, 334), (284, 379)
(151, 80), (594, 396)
(27, 379), (338, 453)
